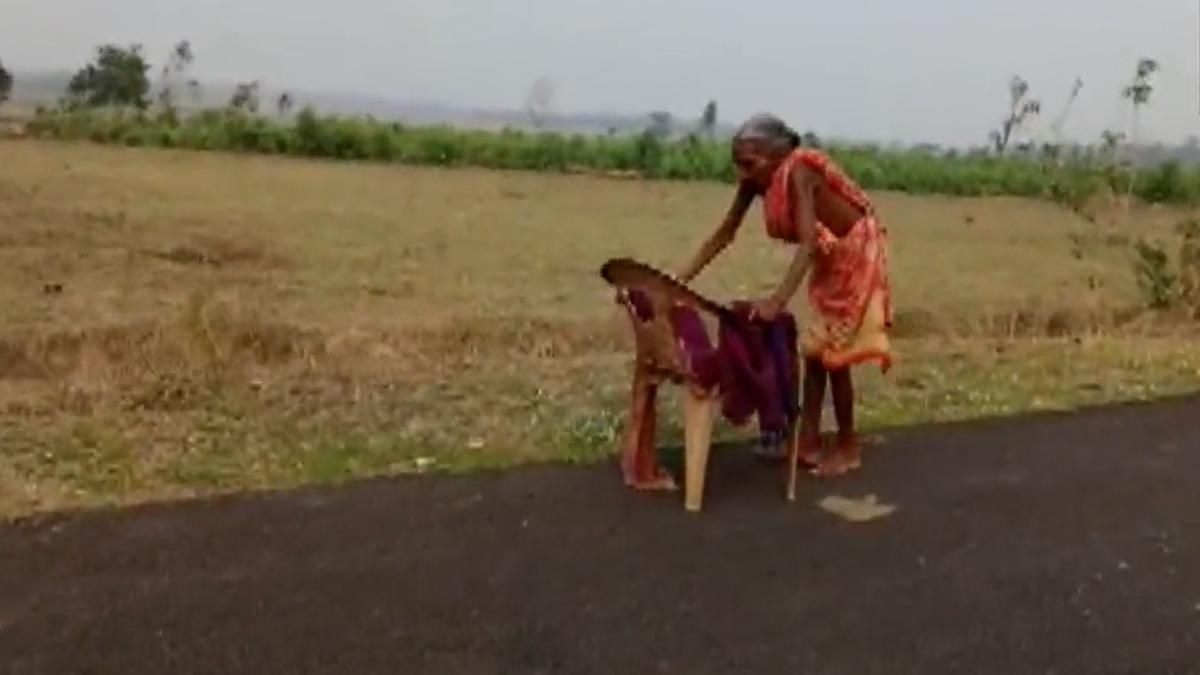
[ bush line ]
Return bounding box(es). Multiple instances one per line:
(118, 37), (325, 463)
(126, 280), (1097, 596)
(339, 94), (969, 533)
(26, 106), (1200, 205)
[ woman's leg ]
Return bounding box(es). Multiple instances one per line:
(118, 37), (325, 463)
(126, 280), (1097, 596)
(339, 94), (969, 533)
(622, 367), (677, 490)
(812, 366), (862, 477)
(831, 367), (855, 445)
(799, 357), (827, 465)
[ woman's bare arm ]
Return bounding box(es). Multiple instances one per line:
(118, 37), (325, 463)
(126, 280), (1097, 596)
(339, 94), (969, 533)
(769, 167), (818, 305)
(677, 182), (754, 282)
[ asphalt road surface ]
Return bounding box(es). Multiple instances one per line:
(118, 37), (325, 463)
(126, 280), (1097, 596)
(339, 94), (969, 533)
(3, 397), (1199, 674)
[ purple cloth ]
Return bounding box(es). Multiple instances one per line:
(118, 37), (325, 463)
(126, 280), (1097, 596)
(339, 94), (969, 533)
(716, 302), (799, 436)
(764, 314), (800, 427)
(668, 305), (724, 387)
(625, 290), (798, 436)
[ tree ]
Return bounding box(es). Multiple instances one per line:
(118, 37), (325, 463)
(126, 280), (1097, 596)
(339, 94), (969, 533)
(229, 81), (260, 113)
(276, 91), (294, 117)
(1121, 58), (1160, 207)
(646, 111), (673, 139)
(1100, 129), (1126, 156)
(697, 100), (717, 138)
(0, 60), (12, 107)
(168, 40), (194, 72)
(1048, 77), (1083, 141)
(1039, 143), (1061, 164)
(1039, 77), (1083, 167)
(67, 44), (152, 108)
(525, 77), (555, 129)
(1123, 58), (1159, 135)
(156, 40), (195, 111)
(989, 76), (1041, 155)
(186, 79), (202, 104)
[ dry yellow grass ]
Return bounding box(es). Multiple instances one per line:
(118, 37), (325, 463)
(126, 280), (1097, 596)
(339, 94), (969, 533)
(1, 140), (1198, 517)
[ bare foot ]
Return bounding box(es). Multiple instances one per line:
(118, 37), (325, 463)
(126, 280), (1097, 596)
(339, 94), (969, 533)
(809, 443), (861, 479)
(626, 469), (679, 492)
(798, 437), (823, 467)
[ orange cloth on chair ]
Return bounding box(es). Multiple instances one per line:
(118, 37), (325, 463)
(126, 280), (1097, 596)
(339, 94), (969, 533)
(762, 149), (893, 372)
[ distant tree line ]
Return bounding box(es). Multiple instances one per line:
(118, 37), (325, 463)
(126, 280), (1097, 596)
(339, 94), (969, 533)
(11, 41), (1200, 210)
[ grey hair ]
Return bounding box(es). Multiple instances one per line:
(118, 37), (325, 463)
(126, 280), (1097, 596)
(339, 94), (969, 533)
(732, 113), (801, 152)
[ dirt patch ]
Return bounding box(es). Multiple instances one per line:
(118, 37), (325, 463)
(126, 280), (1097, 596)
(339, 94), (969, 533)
(150, 236), (285, 269)
(154, 245), (221, 267)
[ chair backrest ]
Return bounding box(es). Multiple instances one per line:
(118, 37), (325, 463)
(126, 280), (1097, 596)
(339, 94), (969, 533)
(617, 287), (718, 385)
(603, 258), (726, 385)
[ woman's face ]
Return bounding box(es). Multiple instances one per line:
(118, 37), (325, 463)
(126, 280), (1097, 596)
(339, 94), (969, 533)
(732, 140), (781, 194)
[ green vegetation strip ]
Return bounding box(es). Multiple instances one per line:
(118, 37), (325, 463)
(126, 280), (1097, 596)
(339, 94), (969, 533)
(25, 106), (1200, 206)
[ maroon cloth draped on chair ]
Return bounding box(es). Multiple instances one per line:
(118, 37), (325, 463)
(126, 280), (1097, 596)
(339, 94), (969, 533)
(627, 290), (799, 437)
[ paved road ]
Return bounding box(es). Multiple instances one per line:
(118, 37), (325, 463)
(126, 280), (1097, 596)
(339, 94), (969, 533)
(3, 397), (1200, 674)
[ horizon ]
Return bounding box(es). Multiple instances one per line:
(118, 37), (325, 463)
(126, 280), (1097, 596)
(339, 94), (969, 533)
(3, 0), (1198, 147)
(9, 65), (1198, 152)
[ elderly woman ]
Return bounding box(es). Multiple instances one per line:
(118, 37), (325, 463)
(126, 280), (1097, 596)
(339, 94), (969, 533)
(676, 114), (893, 477)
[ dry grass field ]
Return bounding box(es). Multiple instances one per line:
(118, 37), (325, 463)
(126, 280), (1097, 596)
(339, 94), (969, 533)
(1, 140), (1198, 517)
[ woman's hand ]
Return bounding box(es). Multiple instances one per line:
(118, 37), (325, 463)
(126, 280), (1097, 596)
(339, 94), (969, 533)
(750, 295), (787, 322)
(677, 185), (754, 290)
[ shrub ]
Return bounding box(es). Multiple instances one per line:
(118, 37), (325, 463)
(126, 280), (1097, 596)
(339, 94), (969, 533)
(24, 106), (1200, 206)
(1178, 219), (1200, 313)
(1133, 239), (1178, 309)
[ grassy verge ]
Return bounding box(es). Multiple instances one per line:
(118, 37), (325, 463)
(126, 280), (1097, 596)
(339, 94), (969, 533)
(1, 140), (1197, 517)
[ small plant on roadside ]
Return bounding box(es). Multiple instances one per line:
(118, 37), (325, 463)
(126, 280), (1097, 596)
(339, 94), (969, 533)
(1177, 219), (1200, 314)
(1130, 219), (1200, 313)
(559, 407), (624, 464)
(1132, 239), (1178, 309)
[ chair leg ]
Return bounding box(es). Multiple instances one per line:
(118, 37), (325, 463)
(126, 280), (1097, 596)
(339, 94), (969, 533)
(623, 367), (665, 488)
(786, 421), (801, 502)
(682, 389), (717, 513)
(787, 352), (803, 503)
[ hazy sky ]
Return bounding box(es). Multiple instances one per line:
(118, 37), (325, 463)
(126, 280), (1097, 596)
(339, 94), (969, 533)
(3, 0), (1198, 145)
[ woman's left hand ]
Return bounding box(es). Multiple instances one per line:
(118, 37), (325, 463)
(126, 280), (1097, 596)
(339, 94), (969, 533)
(750, 296), (786, 322)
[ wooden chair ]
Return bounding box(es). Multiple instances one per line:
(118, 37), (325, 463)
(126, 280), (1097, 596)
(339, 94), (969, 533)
(602, 258), (802, 512)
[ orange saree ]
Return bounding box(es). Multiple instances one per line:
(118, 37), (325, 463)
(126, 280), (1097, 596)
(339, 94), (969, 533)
(762, 149), (893, 372)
